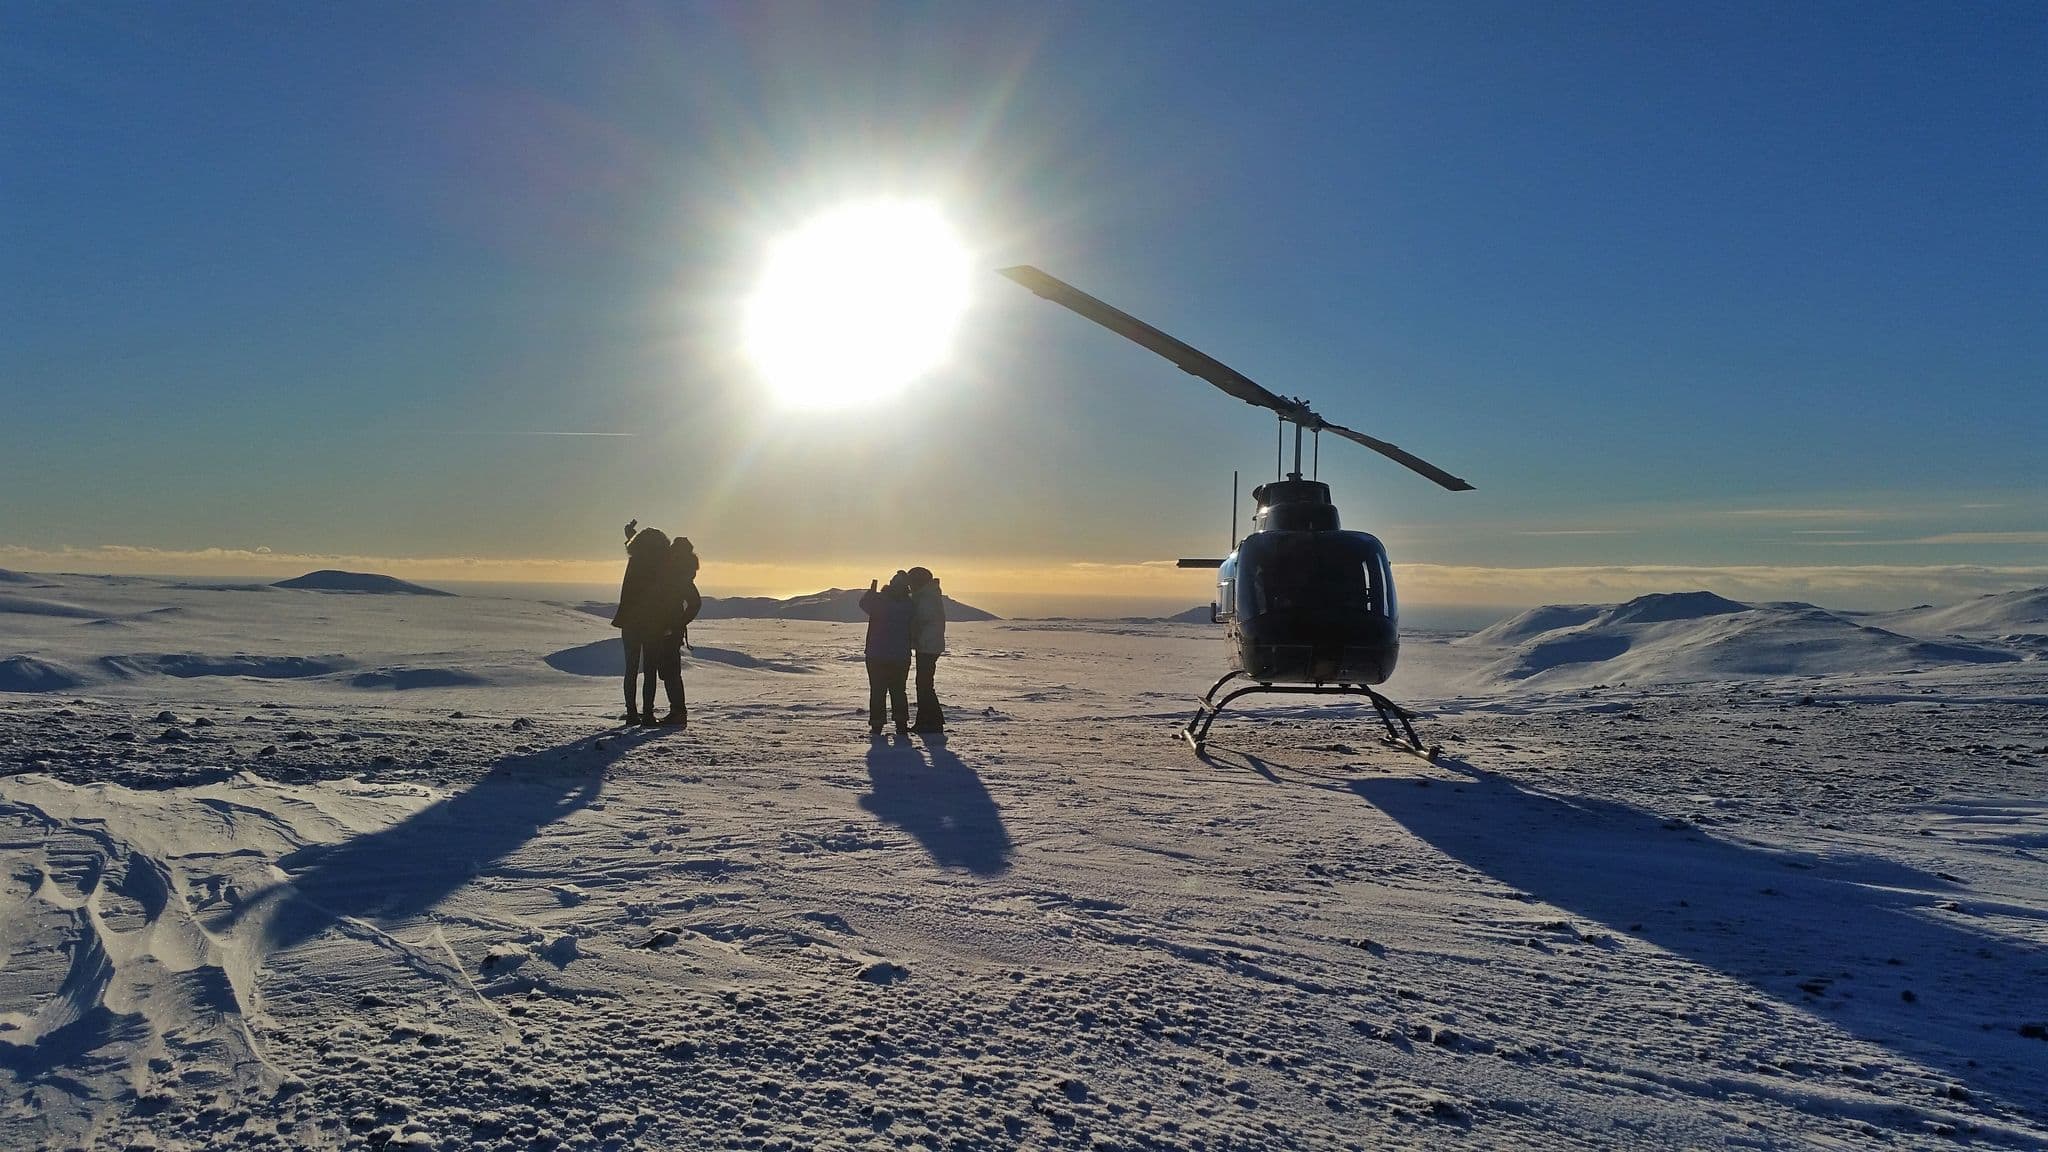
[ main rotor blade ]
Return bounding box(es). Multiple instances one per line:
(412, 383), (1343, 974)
(1320, 420), (1476, 491)
(999, 266), (1303, 418)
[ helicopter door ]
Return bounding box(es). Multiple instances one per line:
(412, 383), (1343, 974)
(1374, 546), (1397, 622)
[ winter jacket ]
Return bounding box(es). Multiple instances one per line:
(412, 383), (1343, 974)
(860, 586), (913, 661)
(611, 528), (672, 633)
(657, 546), (703, 637)
(909, 581), (946, 655)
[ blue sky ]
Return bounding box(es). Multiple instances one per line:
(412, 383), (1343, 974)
(2, 2), (2042, 614)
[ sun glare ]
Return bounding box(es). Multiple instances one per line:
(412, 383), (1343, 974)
(744, 201), (970, 409)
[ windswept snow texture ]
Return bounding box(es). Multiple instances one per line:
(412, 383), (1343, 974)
(1464, 591), (2019, 690)
(272, 570), (455, 596)
(0, 593), (102, 619)
(2, 571), (2046, 1149)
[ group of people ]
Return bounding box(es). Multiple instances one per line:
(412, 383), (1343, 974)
(859, 568), (947, 737)
(609, 520), (703, 726)
(609, 522), (947, 736)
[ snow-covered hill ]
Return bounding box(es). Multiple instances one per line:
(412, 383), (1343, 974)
(272, 569), (455, 596)
(1875, 585), (2048, 639)
(1459, 591), (2020, 690)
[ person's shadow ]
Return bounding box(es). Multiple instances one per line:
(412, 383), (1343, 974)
(1354, 760), (2048, 1112)
(861, 736), (1013, 876)
(220, 730), (650, 955)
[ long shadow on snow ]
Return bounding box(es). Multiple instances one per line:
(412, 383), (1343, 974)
(222, 730), (650, 954)
(861, 736), (1012, 876)
(1355, 759), (2048, 1112)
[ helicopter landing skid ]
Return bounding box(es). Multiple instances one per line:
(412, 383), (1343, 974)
(1181, 671), (1436, 758)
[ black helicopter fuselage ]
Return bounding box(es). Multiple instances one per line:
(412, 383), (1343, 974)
(1209, 479), (1400, 687)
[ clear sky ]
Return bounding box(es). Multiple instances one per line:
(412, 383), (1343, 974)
(3, 2), (2043, 616)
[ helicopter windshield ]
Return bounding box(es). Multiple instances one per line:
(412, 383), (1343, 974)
(1243, 534), (1392, 618)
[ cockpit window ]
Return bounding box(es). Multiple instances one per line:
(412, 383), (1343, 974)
(1243, 535), (1386, 616)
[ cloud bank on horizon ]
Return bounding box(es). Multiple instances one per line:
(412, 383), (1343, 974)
(9, 543), (2048, 618)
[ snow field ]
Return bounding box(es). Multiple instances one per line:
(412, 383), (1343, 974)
(2, 574), (2046, 1148)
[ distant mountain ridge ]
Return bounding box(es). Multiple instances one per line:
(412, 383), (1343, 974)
(575, 587), (999, 623)
(273, 570), (455, 596)
(699, 587), (998, 622)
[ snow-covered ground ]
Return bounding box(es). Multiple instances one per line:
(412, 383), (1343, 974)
(3, 572), (2045, 1149)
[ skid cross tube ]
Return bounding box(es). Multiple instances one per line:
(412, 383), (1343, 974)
(1182, 673), (1428, 755)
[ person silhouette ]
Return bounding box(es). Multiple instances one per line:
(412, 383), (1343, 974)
(610, 523), (674, 725)
(906, 566), (946, 733)
(859, 572), (914, 737)
(652, 536), (703, 726)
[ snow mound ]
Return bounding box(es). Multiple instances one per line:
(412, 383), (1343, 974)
(0, 593), (102, 619)
(0, 568), (39, 584)
(1160, 605), (1220, 625)
(1475, 598), (2017, 688)
(347, 667), (490, 689)
(97, 653), (352, 680)
(1880, 586), (2048, 638)
(272, 570), (454, 596)
(0, 656), (87, 693)
(543, 639), (813, 677)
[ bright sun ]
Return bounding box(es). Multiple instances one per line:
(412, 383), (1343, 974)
(744, 201), (970, 409)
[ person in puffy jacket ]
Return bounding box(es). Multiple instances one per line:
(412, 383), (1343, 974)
(651, 537), (704, 727)
(906, 566), (946, 733)
(859, 572), (914, 736)
(611, 523), (676, 724)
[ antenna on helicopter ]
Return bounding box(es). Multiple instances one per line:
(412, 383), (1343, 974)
(998, 266), (1475, 492)
(1231, 469), (1238, 550)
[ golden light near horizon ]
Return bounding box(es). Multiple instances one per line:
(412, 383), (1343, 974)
(743, 201), (970, 409)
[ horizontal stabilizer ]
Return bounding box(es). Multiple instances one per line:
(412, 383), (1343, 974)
(1177, 558), (1226, 569)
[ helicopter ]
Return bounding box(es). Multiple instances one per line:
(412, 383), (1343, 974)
(999, 266), (1474, 754)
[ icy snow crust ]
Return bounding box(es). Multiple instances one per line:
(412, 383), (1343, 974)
(2, 574), (2046, 1149)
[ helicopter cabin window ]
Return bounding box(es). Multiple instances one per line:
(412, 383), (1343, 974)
(1244, 535), (1385, 616)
